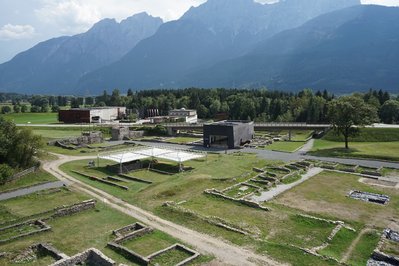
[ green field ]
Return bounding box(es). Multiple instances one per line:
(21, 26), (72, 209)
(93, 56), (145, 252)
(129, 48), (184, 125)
(1, 113), (58, 124)
(262, 141), (305, 153)
(0, 187), (209, 265)
(310, 139), (399, 161)
(323, 128), (399, 142)
(167, 137), (201, 144)
(274, 171), (399, 226)
(57, 153), (389, 265)
(0, 169), (57, 193)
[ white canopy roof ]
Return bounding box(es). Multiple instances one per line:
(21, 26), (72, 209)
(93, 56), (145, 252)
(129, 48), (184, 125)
(100, 147), (205, 164)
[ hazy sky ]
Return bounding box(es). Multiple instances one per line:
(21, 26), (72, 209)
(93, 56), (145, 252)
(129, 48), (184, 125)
(0, 0), (398, 63)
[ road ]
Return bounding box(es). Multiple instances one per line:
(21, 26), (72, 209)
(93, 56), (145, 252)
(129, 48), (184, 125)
(129, 140), (399, 169)
(0, 181), (69, 201)
(42, 154), (283, 266)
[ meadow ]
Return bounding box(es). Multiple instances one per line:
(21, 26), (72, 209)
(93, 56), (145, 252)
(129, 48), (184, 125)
(58, 152), (394, 265)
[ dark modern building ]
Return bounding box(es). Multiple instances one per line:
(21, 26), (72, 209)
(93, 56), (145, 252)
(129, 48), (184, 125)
(203, 120), (254, 149)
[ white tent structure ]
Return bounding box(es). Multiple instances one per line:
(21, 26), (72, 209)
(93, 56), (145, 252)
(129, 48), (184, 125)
(99, 146), (206, 172)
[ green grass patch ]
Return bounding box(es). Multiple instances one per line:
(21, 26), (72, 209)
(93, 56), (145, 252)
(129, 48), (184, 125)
(32, 129), (82, 139)
(1, 113), (58, 124)
(167, 137), (201, 144)
(0, 169), (57, 193)
(257, 241), (338, 266)
(347, 230), (380, 266)
(122, 231), (177, 257)
(261, 141), (305, 153)
(0, 223), (42, 241)
(281, 173), (302, 184)
(318, 227), (358, 260)
(310, 140), (399, 161)
(324, 128), (399, 142)
(274, 171), (399, 226)
(150, 248), (192, 266)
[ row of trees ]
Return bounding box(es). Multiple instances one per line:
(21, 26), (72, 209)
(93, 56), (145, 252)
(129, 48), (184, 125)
(1, 88), (398, 124)
(0, 117), (43, 184)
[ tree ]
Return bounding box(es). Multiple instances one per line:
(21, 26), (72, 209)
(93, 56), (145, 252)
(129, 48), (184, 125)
(0, 117), (43, 168)
(328, 96), (378, 149)
(13, 105), (21, 113)
(21, 105), (28, 113)
(0, 164), (13, 185)
(1, 106), (11, 114)
(380, 100), (399, 124)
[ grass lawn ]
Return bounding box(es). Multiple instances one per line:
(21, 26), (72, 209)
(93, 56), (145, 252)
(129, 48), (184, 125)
(262, 141), (305, 153)
(0, 169), (57, 193)
(1, 113), (58, 124)
(290, 130), (314, 141)
(32, 129), (82, 139)
(122, 231), (177, 257)
(347, 230), (380, 266)
(273, 171), (399, 226)
(309, 140), (399, 161)
(167, 137), (201, 144)
(318, 227), (358, 261)
(0, 187), (210, 265)
(59, 153), (365, 265)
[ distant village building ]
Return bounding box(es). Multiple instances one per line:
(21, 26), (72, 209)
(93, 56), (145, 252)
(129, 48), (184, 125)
(203, 120), (254, 149)
(59, 107), (126, 124)
(168, 108), (198, 124)
(148, 108), (198, 124)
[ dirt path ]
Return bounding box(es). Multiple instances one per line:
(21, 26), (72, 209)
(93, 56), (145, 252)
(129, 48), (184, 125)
(42, 153), (284, 266)
(340, 227), (373, 264)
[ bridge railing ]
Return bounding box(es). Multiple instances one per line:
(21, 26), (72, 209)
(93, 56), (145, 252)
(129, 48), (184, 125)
(162, 122), (331, 128)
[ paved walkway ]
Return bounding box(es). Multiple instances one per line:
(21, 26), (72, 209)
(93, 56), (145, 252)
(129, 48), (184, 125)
(0, 181), (69, 201)
(250, 167), (324, 203)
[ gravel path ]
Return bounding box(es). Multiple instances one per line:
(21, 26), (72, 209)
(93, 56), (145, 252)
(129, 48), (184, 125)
(43, 153), (284, 266)
(0, 181), (69, 201)
(250, 167), (324, 203)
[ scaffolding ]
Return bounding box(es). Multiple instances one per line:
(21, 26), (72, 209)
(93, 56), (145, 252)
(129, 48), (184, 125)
(98, 146), (207, 173)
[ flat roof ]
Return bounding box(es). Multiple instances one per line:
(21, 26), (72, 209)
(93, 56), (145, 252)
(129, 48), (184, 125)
(100, 147), (205, 164)
(63, 107), (126, 111)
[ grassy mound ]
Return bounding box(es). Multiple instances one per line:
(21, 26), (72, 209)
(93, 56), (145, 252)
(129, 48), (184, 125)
(323, 128), (399, 142)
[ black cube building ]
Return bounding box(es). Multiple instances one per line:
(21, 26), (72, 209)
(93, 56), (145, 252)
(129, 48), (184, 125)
(203, 120), (254, 149)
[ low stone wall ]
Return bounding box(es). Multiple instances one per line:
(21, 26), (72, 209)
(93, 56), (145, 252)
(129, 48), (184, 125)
(204, 189), (270, 211)
(253, 167), (264, 173)
(51, 248), (116, 266)
(163, 202), (253, 236)
(118, 174), (153, 184)
(72, 171), (129, 190)
(0, 220), (51, 244)
(147, 244), (200, 266)
(35, 243), (68, 260)
(51, 199), (96, 218)
(107, 242), (150, 265)
(113, 223), (154, 244)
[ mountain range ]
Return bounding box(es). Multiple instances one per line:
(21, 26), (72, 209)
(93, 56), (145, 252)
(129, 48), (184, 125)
(0, 0), (398, 95)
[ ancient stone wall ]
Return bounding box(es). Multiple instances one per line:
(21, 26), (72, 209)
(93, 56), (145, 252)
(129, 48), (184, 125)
(51, 248), (116, 266)
(51, 199), (96, 218)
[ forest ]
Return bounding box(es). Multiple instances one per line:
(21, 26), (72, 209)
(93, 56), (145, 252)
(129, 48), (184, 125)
(1, 88), (398, 124)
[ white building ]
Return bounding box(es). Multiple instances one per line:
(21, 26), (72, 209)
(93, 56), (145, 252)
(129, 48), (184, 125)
(168, 108), (198, 124)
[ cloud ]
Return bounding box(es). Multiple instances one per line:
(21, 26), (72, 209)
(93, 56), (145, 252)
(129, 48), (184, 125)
(33, 0), (207, 35)
(0, 24), (35, 40)
(35, 0), (102, 34)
